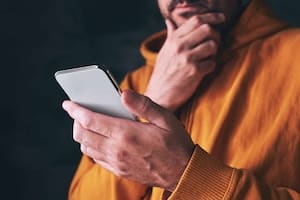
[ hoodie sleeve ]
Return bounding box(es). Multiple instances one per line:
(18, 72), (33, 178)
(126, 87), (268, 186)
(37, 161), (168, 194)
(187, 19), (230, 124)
(166, 145), (300, 200)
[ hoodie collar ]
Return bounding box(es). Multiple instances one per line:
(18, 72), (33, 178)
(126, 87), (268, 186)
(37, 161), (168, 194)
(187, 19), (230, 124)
(140, 30), (166, 66)
(221, 0), (288, 60)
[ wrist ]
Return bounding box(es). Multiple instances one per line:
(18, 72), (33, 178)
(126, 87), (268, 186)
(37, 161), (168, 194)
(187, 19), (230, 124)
(144, 91), (180, 112)
(167, 144), (196, 192)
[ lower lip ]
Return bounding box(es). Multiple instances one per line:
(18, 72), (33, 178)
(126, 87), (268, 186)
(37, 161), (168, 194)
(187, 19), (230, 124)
(174, 2), (207, 14)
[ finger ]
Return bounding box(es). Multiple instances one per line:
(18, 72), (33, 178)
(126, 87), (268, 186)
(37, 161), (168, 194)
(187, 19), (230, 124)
(175, 13), (225, 37)
(165, 19), (176, 37)
(73, 121), (83, 142)
(63, 100), (124, 138)
(121, 90), (174, 130)
(62, 100), (93, 123)
(83, 145), (125, 177)
(73, 121), (110, 152)
(93, 158), (126, 178)
(187, 40), (218, 61)
(93, 158), (116, 174)
(81, 144), (108, 163)
(196, 59), (216, 74)
(183, 24), (221, 48)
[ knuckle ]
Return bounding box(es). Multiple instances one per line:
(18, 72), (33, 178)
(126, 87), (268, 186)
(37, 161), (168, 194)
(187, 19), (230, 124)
(80, 118), (91, 129)
(206, 40), (218, 53)
(139, 96), (151, 114)
(173, 41), (185, 53)
(116, 128), (139, 145)
(190, 65), (200, 76)
(73, 131), (82, 142)
(130, 134), (139, 144)
(115, 149), (128, 162)
(180, 52), (192, 64)
(94, 140), (102, 151)
(192, 16), (203, 25)
(201, 24), (212, 34)
(80, 112), (94, 129)
(186, 65), (199, 77)
(80, 144), (86, 154)
(73, 128), (82, 142)
(122, 133), (138, 145)
(208, 13), (218, 21)
(209, 40), (217, 48)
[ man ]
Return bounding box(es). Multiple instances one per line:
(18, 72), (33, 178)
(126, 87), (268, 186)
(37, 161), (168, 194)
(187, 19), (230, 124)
(63, 0), (300, 199)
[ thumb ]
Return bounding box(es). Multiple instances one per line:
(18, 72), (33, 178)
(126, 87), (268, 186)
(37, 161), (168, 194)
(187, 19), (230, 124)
(121, 90), (172, 129)
(165, 19), (176, 37)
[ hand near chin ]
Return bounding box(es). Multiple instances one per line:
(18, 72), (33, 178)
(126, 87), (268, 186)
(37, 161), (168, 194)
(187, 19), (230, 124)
(63, 90), (195, 192)
(145, 13), (225, 111)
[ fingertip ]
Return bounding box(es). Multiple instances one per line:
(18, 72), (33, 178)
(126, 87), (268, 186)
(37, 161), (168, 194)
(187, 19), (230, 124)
(62, 100), (78, 113)
(62, 100), (75, 119)
(62, 100), (71, 111)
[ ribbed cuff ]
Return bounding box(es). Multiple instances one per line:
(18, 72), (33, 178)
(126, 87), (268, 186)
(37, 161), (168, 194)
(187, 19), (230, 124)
(167, 145), (237, 200)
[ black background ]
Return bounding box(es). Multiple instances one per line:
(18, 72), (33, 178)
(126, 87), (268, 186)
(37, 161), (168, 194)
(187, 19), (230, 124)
(1, 0), (300, 199)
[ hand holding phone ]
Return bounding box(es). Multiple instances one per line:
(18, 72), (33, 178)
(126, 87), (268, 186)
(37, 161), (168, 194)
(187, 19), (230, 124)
(55, 65), (135, 120)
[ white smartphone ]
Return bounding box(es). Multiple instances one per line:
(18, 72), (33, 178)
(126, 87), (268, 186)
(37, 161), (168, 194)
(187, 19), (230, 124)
(55, 65), (135, 120)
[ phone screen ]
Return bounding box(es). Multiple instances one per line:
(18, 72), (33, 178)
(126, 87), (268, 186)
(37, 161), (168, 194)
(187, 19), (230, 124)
(55, 65), (135, 120)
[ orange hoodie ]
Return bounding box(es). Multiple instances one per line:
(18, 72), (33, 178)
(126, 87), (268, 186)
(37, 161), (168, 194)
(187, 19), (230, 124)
(69, 0), (300, 199)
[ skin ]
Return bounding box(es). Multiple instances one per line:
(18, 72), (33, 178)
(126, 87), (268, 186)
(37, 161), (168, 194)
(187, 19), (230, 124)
(63, 90), (194, 191)
(157, 0), (242, 28)
(145, 0), (242, 111)
(64, 0), (244, 192)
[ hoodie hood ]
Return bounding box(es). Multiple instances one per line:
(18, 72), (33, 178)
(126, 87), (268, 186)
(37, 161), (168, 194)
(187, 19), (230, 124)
(140, 0), (288, 66)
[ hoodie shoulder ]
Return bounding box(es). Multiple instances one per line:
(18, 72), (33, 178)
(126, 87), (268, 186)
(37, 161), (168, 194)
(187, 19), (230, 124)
(268, 27), (300, 59)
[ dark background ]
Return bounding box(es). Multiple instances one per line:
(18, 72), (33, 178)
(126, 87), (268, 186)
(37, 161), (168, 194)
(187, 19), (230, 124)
(1, 0), (300, 199)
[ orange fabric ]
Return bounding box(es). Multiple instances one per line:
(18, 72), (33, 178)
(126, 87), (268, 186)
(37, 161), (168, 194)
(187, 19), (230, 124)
(69, 0), (300, 199)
